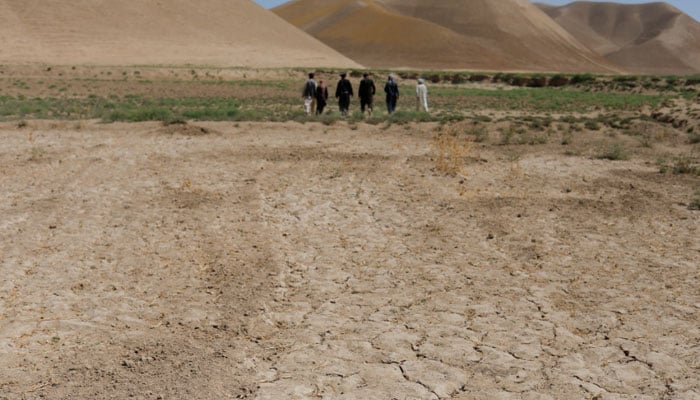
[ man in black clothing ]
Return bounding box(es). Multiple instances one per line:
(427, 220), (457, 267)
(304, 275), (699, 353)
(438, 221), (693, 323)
(335, 72), (354, 116)
(385, 74), (400, 115)
(358, 73), (376, 116)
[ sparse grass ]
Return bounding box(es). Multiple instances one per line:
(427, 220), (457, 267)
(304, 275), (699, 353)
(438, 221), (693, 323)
(671, 155), (700, 175)
(0, 69), (687, 125)
(689, 132), (700, 144)
(106, 106), (174, 122)
(689, 189), (700, 211)
(561, 131), (573, 146)
(470, 125), (489, 143)
(584, 120), (601, 131)
(388, 110), (434, 124)
(499, 126), (516, 145)
(596, 143), (629, 161)
(498, 125), (535, 145)
(28, 146), (45, 162)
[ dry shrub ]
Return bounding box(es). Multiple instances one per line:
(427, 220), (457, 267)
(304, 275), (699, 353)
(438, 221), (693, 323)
(689, 189), (700, 211)
(432, 130), (472, 176)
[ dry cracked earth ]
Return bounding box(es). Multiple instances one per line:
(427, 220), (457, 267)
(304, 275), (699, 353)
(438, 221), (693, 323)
(0, 120), (698, 399)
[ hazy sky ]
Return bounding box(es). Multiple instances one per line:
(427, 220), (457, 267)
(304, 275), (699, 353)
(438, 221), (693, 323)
(255, 0), (700, 22)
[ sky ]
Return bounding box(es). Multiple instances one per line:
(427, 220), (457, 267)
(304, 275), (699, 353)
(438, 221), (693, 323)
(254, 0), (700, 22)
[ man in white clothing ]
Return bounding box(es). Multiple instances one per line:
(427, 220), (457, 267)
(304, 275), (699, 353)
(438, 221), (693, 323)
(416, 78), (429, 112)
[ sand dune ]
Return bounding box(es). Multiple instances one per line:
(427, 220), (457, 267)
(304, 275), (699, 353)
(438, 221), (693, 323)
(0, 0), (359, 68)
(539, 1), (700, 75)
(274, 0), (618, 73)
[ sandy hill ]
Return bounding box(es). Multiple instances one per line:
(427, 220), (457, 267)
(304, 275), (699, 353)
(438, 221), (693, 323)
(274, 0), (618, 73)
(0, 0), (359, 68)
(539, 1), (700, 75)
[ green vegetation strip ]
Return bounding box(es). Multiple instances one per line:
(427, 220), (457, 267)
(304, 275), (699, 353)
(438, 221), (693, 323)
(431, 87), (668, 112)
(0, 86), (670, 123)
(0, 95), (241, 122)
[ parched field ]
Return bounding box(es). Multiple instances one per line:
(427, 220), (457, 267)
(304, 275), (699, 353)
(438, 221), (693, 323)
(0, 66), (699, 399)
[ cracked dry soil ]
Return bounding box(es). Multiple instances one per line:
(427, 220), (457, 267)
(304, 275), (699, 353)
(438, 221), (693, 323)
(0, 120), (698, 399)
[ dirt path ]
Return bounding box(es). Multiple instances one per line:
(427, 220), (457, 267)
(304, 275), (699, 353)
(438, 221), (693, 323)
(0, 121), (698, 399)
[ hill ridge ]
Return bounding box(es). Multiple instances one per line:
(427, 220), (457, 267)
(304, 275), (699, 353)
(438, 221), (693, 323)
(0, 0), (360, 68)
(275, 0), (619, 73)
(539, 1), (700, 75)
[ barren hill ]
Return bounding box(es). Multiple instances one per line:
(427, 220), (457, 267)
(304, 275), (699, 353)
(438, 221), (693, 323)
(0, 0), (359, 68)
(274, 0), (618, 73)
(539, 1), (700, 75)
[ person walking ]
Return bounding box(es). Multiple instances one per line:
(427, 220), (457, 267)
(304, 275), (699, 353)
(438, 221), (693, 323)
(416, 78), (429, 112)
(384, 74), (400, 115)
(316, 79), (329, 115)
(358, 72), (376, 116)
(335, 72), (354, 116)
(302, 72), (317, 115)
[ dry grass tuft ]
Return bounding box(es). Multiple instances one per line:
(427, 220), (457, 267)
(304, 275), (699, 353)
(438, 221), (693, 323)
(432, 127), (472, 176)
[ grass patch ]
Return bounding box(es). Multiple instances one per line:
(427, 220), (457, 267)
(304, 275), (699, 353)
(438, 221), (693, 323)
(0, 70), (686, 123)
(388, 110), (435, 124)
(106, 107), (174, 123)
(0, 94), (243, 122)
(431, 87), (667, 113)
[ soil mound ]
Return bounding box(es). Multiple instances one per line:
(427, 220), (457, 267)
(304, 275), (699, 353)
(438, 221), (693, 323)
(0, 0), (359, 68)
(539, 1), (700, 75)
(274, 0), (618, 73)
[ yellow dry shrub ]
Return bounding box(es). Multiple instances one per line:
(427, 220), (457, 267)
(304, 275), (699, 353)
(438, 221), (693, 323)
(432, 126), (472, 176)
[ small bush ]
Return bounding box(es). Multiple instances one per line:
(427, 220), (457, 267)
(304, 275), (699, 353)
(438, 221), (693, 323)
(561, 131), (573, 145)
(689, 132), (700, 144)
(596, 143), (629, 160)
(549, 75), (570, 87)
(672, 156), (699, 175)
(404, 72), (421, 80)
(689, 189), (700, 210)
(613, 75), (638, 83)
(689, 198), (700, 210)
(317, 113), (337, 126)
(470, 125), (489, 143)
(510, 76), (531, 87)
(528, 76), (548, 88)
(584, 120), (602, 131)
(499, 127), (515, 145)
(450, 74), (466, 85)
(571, 74), (595, 85)
(469, 74), (490, 82)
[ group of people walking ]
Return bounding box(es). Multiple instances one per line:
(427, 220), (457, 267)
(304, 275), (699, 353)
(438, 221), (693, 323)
(302, 72), (429, 116)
